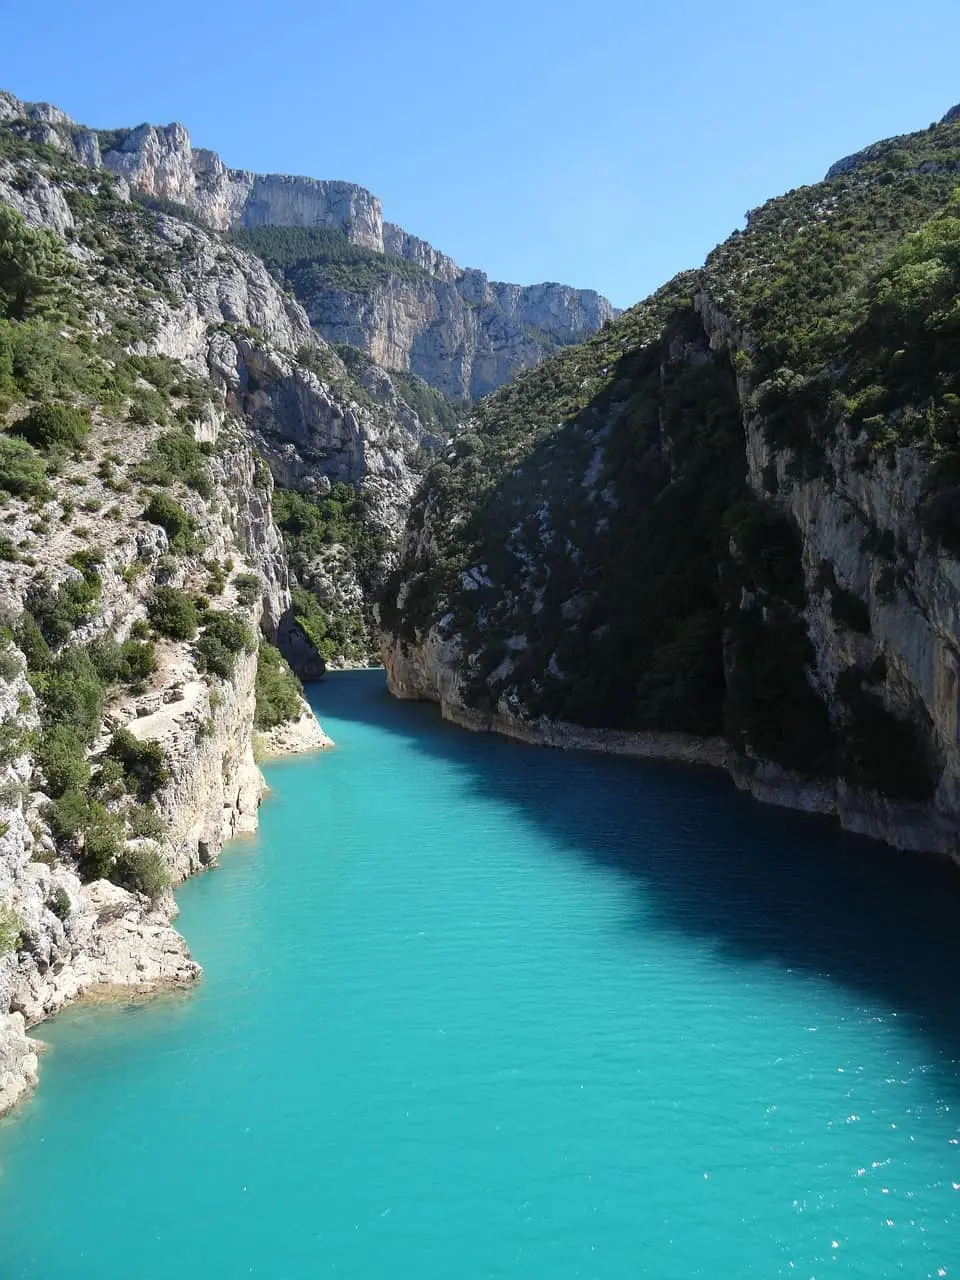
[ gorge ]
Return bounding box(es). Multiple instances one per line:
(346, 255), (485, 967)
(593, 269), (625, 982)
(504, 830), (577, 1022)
(0, 74), (959, 1277)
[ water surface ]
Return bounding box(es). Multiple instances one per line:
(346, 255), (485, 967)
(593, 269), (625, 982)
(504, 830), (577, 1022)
(1, 670), (959, 1278)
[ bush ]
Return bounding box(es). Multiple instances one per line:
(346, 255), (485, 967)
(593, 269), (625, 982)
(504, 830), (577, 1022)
(127, 386), (169, 428)
(12, 401), (90, 452)
(126, 804), (165, 839)
(232, 572), (261, 607)
(254, 643), (303, 728)
(147, 586), (198, 639)
(80, 807), (124, 880)
(16, 611), (51, 671)
(0, 903), (21, 955)
(43, 788), (91, 842)
(196, 610), (255, 678)
(143, 492), (195, 550)
(41, 647), (105, 743)
(48, 886), (70, 920)
(0, 434), (49, 497)
(105, 728), (169, 800)
(36, 724), (90, 798)
(112, 842), (169, 900)
(0, 204), (73, 321)
(43, 788), (124, 879)
(25, 569), (101, 646)
(133, 430), (209, 493)
(89, 635), (157, 686)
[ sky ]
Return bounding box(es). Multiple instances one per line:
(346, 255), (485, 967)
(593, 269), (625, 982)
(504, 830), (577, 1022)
(2, 0), (959, 310)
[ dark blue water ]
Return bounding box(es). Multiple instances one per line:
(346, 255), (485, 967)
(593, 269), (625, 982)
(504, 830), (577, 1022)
(1, 670), (959, 1278)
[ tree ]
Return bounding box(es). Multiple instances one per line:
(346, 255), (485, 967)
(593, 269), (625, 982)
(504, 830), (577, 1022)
(0, 204), (73, 321)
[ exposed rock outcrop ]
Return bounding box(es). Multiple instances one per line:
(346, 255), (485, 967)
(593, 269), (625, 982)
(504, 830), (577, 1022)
(381, 101), (960, 863)
(0, 89), (615, 401)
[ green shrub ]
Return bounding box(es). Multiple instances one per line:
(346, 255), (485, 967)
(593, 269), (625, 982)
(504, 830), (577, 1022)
(254, 643), (303, 728)
(0, 903), (21, 955)
(25, 569), (101, 646)
(126, 803), (166, 839)
(128, 386), (169, 427)
(0, 716), (27, 766)
(133, 430), (209, 493)
(0, 640), (20, 680)
(232, 572), (261, 607)
(89, 635), (157, 686)
(48, 886), (70, 920)
(36, 724), (90, 798)
(196, 610), (255, 678)
(80, 806), (124, 880)
(105, 728), (169, 800)
(147, 586), (198, 639)
(12, 401), (91, 452)
(40, 647), (105, 743)
(0, 204), (73, 322)
(91, 756), (126, 802)
(112, 842), (169, 900)
(43, 786), (127, 880)
(143, 492), (196, 550)
(16, 610), (51, 671)
(0, 434), (49, 497)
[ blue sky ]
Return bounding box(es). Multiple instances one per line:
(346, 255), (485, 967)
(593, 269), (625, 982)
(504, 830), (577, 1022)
(3, 0), (959, 309)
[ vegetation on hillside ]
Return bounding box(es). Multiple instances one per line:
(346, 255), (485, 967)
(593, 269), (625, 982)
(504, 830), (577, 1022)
(228, 225), (425, 298)
(385, 108), (960, 800)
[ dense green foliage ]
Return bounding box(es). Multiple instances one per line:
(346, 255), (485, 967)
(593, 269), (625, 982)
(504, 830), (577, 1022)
(195, 610), (255, 679)
(112, 842), (169, 900)
(12, 400), (91, 452)
(273, 483), (388, 661)
(25, 567), (101, 646)
(0, 203), (72, 321)
(0, 903), (21, 955)
(143, 492), (197, 550)
(0, 434), (48, 497)
(386, 109), (960, 799)
(36, 724), (90, 798)
(147, 586), (199, 640)
(133, 429), (212, 496)
(228, 225), (424, 298)
(384, 367), (463, 437)
(104, 728), (169, 800)
(254, 643), (303, 729)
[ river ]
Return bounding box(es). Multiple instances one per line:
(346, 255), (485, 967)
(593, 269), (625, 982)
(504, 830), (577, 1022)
(1, 669), (958, 1278)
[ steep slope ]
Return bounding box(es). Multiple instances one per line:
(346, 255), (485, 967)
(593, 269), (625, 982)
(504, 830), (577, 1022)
(0, 92), (451, 1112)
(0, 89), (454, 663)
(0, 91), (616, 400)
(382, 102), (960, 859)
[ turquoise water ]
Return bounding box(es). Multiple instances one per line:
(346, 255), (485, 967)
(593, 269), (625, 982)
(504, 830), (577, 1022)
(1, 671), (959, 1279)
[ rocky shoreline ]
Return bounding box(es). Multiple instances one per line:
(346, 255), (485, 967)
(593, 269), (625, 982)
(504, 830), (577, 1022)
(256, 703), (335, 758)
(0, 698), (331, 1121)
(383, 635), (960, 866)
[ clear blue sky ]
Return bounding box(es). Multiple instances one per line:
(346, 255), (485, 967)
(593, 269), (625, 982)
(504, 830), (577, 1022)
(2, 0), (959, 309)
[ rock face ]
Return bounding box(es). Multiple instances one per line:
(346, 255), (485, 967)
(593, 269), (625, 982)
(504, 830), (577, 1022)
(0, 99), (359, 1116)
(304, 268), (616, 400)
(381, 101), (960, 863)
(0, 89), (616, 401)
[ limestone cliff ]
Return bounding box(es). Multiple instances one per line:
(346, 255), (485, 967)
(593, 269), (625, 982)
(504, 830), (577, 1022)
(381, 101), (960, 862)
(0, 96), (375, 1115)
(0, 90), (615, 401)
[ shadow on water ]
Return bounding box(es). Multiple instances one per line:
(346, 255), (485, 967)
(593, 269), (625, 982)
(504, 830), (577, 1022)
(305, 671), (960, 1092)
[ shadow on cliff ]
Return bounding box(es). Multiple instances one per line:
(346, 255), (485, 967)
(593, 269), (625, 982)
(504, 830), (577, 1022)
(309, 670), (960, 1098)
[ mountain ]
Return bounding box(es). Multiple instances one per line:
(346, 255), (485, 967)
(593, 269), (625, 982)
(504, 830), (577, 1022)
(381, 101), (960, 859)
(0, 86), (462, 1111)
(0, 92), (616, 400)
